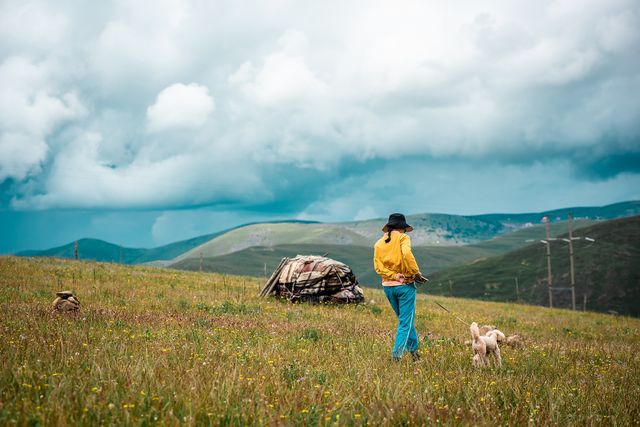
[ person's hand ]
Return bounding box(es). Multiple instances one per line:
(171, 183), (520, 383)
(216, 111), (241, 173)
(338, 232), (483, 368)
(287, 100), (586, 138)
(395, 273), (406, 283)
(413, 273), (429, 284)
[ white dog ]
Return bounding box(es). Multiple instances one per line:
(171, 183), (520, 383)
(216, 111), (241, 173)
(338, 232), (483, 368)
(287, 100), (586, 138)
(470, 322), (505, 368)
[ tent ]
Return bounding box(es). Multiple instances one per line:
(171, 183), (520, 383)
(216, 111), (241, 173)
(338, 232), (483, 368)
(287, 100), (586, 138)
(259, 255), (365, 304)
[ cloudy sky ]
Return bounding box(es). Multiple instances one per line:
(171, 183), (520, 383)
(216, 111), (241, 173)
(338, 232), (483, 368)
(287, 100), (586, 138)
(1, 0), (639, 253)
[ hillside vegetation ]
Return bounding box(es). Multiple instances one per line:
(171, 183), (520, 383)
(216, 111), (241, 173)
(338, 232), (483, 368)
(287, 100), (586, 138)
(474, 200), (640, 225)
(428, 216), (640, 316)
(1, 256), (639, 425)
(171, 219), (596, 285)
(174, 223), (371, 261)
(339, 212), (506, 245)
(16, 201), (638, 266)
(173, 210), (611, 263)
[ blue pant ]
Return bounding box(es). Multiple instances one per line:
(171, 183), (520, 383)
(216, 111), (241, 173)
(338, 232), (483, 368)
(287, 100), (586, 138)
(384, 283), (419, 358)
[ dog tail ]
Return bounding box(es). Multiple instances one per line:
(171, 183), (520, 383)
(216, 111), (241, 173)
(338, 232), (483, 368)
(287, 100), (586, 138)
(470, 322), (481, 341)
(490, 329), (506, 342)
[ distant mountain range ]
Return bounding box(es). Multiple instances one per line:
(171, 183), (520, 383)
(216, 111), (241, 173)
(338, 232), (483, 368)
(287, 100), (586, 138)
(16, 233), (223, 264)
(170, 218), (597, 284)
(427, 216), (640, 316)
(15, 220), (318, 264)
(165, 201), (640, 262)
(16, 201), (639, 269)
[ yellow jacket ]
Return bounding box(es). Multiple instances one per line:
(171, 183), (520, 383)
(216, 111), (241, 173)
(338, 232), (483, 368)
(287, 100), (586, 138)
(373, 231), (421, 282)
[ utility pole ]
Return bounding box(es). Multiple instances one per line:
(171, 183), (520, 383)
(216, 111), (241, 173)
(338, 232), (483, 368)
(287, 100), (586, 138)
(561, 213), (595, 311)
(567, 212), (576, 310)
(543, 216), (553, 308)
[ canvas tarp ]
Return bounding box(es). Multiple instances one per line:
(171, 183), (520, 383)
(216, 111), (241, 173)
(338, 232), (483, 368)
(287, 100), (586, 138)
(260, 255), (365, 303)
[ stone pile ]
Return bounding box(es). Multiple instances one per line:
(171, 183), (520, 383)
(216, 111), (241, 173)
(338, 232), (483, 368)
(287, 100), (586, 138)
(52, 291), (80, 312)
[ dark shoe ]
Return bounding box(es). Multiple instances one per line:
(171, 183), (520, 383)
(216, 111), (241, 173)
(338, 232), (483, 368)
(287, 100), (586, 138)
(410, 351), (420, 361)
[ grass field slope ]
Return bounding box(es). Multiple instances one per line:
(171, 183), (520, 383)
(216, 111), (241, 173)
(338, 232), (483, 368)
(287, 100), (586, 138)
(428, 216), (640, 316)
(171, 219), (596, 286)
(1, 256), (639, 425)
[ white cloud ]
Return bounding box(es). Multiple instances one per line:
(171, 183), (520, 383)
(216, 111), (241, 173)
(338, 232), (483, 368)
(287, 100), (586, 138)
(230, 30), (328, 106)
(11, 131), (265, 210)
(353, 206), (379, 222)
(0, 56), (86, 181)
(0, 132), (48, 182)
(0, 1), (68, 54)
(1, 0), (639, 212)
(146, 83), (215, 132)
(92, 0), (190, 88)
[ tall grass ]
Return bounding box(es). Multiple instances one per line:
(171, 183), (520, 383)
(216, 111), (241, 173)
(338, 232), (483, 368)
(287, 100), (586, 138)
(1, 256), (639, 426)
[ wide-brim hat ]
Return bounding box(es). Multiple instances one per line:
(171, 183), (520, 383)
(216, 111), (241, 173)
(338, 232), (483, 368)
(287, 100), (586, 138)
(382, 213), (413, 232)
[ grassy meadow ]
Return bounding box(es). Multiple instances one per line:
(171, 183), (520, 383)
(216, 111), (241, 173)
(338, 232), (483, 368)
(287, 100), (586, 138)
(1, 256), (639, 426)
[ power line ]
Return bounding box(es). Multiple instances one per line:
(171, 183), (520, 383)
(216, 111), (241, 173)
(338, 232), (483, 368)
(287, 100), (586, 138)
(561, 212), (595, 310)
(534, 213), (595, 310)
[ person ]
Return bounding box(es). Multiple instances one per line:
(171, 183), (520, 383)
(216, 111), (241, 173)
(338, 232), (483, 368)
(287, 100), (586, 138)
(373, 213), (426, 361)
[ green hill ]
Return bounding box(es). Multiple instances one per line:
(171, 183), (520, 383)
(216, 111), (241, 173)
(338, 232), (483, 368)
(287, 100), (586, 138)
(17, 201), (638, 266)
(170, 219), (597, 286)
(16, 232), (223, 264)
(15, 220), (319, 264)
(427, 216), (640, 316)
(172, 201), (638, 265)
(337, 212), (506, 245)
(171, 213), (511, 265)
(340, 200), (639, 244)
(474, 200), (640, 226)
(173, 223), (372, 262)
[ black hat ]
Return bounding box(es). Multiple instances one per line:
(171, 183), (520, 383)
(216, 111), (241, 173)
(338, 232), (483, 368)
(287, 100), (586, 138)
(382, 213), (413, 232)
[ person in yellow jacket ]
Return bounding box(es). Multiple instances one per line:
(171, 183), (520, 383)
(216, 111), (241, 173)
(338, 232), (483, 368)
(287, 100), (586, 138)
(374, 213), (426, 361)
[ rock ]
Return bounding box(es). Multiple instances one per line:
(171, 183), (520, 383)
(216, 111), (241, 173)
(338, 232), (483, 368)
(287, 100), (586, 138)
(56, 291), (74, 298)
(53, 291), (80, 312)
(55, 299), (79, 312)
